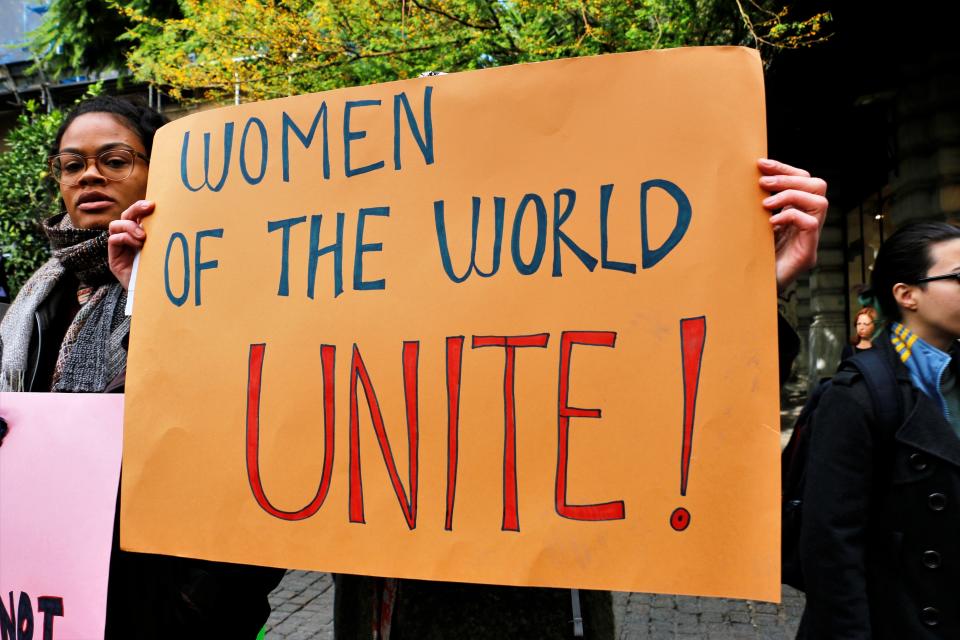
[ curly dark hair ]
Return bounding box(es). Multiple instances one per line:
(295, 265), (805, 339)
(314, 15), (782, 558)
(52, 96), (169, 157)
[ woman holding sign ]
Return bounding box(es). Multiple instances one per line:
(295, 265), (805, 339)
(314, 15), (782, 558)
(106, 157), (827, 638)
(0, 96), (282, 638)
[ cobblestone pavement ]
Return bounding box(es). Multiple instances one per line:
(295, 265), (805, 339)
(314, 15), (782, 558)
(266, 571), (334, 639)
(265, 571), (804, 639)
(611, 590), (803, 639)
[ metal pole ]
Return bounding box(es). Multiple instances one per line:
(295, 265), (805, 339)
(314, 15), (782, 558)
(858, 202), (866, 284)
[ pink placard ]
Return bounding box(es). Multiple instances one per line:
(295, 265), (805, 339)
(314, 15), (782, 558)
(0, 393), (123, 640)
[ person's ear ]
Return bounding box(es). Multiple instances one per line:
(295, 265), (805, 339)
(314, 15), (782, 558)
(892, 282), (919, 313)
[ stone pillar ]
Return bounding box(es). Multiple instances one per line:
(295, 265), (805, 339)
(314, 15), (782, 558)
(778, 273), (812, 410)
(807, 208), (847, 386)
(795, 273), (812, 370)
(890, 52), (960, 225)
(793, 273), (812, 385)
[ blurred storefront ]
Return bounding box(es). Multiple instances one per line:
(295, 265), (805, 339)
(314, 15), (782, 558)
(767, 3), (959, 388)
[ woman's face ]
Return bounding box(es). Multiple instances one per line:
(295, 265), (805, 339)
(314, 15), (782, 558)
(57, 113), (149, 231)
(855, 314), (875, 339)
(909, 238), (960, 346)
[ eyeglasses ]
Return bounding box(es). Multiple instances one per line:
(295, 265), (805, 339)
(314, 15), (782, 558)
(911, 272), (960, 285)
(48, 149), (149, 186)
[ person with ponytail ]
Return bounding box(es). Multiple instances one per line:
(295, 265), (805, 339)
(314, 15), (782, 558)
(799, 221), (960, 638)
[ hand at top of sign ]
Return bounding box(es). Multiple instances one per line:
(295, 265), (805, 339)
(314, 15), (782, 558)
(108, 200), (155, 290)
(758, 158), (828, 292)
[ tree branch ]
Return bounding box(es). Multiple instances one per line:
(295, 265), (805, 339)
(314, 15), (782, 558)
(183, 37), (478, 91)
(410, 0), (498, 31)
(483, 0), (519, 55)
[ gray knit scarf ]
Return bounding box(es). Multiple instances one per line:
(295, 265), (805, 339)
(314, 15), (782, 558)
(0, 213), (129, 392)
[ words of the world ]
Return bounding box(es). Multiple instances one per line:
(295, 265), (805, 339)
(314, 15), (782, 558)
(167, 85), (692, 305)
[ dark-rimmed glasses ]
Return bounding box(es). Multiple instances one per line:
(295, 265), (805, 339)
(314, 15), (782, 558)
(911, 272), (960, 285)
(48, 149), (149, 186)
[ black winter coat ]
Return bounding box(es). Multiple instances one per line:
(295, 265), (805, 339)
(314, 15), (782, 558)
(6, 274), (79, 391)
(798, 333), (960, 639)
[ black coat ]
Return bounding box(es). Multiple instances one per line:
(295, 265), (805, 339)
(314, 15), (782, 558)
(798, 333), (960, 639)
(8, 273), (79, 391)
(334, 577), (614, 640)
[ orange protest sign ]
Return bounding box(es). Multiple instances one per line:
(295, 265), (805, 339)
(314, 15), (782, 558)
(121, 46), (781, 601)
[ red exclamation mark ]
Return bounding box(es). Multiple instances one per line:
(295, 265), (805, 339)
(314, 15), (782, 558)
(671, 316), (706, 532)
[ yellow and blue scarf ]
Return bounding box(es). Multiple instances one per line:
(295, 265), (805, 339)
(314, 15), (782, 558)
(891, 322), (959, 430)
